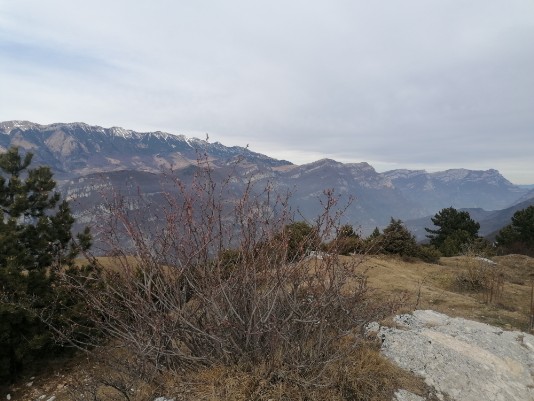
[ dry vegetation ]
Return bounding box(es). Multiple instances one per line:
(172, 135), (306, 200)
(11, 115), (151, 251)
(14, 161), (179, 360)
(363, 254), (533, 331)
(6, 252), (533, 401)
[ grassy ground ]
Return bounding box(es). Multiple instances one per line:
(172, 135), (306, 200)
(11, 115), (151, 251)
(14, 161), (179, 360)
(361, 254), (532, 331)
(5, 254), (533, 400)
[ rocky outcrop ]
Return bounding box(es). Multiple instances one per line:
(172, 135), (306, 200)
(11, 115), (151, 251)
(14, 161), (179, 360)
(375, 310), (534, 401)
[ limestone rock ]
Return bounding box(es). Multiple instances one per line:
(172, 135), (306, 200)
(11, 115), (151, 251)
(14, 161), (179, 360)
(380, 310), (534, 401)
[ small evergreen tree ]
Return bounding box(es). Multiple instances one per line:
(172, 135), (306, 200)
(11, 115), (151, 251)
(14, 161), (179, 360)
(330, 224), (363, 255)
(0, 147), (91, 383)
(364, 227), (383, 254)
(337, 224), (358, 239)
(496, 205), (534, 255)
(369, 227), (381, 239)
(381, 218), (418, 257)
(425, 207), (480, 256)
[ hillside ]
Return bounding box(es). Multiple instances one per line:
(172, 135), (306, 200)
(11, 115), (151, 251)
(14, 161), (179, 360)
(4, 254), (533, 401)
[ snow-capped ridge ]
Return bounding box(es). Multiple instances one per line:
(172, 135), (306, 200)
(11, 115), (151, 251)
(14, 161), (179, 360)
(383, 169), (427, 180)
(431, 168), (512, 186)
(0, 120), (43, 132)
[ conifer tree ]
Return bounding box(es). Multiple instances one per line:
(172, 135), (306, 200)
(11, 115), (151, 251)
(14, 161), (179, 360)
(425, 207), (480, 256)
(496, 205), (534, 255)
(369, 227), (381, 239)
(0, 147), (90, 383)
(381, 218), (418, 256)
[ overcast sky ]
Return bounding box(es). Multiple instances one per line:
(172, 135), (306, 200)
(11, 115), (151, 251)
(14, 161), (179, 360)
(1, 1), (533, 183)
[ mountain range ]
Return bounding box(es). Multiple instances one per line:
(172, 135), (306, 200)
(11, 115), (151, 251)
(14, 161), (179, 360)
(1, 121), (531, 242)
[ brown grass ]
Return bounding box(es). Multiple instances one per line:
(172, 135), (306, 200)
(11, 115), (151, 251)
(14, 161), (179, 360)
(173, 342), (432, 401)
(5, 340), (436, 401)
(362, 254), (533, 330)
(8, 254), (532, 400)
(27, 342), (431, 401)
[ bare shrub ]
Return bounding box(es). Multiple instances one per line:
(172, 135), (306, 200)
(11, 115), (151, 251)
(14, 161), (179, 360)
(454, 252), (504, 304)
(63, 156), (403, 395)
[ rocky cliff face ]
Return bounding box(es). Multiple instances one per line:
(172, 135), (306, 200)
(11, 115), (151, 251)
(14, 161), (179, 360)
(383, 168), (525, 212)
(0, 121), (291, 180)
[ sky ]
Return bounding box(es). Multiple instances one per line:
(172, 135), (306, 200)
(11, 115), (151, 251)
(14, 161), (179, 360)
(1, 1), (533, 184)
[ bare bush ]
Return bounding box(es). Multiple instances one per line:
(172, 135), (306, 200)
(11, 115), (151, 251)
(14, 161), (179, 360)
(454, 252), (504, 304)
(63, 156), (403, 392)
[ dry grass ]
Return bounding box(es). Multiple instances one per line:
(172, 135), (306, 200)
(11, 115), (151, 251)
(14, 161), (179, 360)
(5, 341), (436, 401)
(7, 254), (532, 401)
(14, 343), (432, 401)
(361, 254), (533, 331)
(172, 343), (432, 401)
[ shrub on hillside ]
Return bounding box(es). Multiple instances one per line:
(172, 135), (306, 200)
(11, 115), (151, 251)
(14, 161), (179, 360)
(282, 220), (321, 261)
(65, 157), (405, 396)
(454, 255), (504, 304)
(327, 224), (367, 255)
(417, 245), (442, 264)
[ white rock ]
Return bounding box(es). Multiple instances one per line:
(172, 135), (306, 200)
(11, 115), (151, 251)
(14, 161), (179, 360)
(365, 321), (380, 334)
(380, 310), (534, 401)
(475, 257), (497, 265)
(394, 389), (426, 401)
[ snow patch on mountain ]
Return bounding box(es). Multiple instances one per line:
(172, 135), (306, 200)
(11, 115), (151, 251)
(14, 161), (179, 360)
(382, 169), (427, 180)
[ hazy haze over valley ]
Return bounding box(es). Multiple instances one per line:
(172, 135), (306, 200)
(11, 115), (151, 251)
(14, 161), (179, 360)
(1, 1), (533, 183)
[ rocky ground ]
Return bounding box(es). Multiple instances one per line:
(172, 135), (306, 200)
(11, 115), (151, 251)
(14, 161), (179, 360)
(371, 310), (534, 401)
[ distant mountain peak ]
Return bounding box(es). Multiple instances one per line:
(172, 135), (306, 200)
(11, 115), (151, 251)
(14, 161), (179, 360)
(309, 158), (341, 166)
(0, 121), (293, 175)
(0, 120), (42, 132)
(109, 126), (134, 138)
(430, 168), (513, 186)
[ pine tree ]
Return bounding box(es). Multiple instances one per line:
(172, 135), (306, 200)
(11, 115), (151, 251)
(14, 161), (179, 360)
(283, 221), (320, 261)
(0, 147), (91, 383)
(496, 205), (534, 255)
(381, 218), (418, 256)
(425, 207), (480, 256)
(369, 227), (381, 239)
